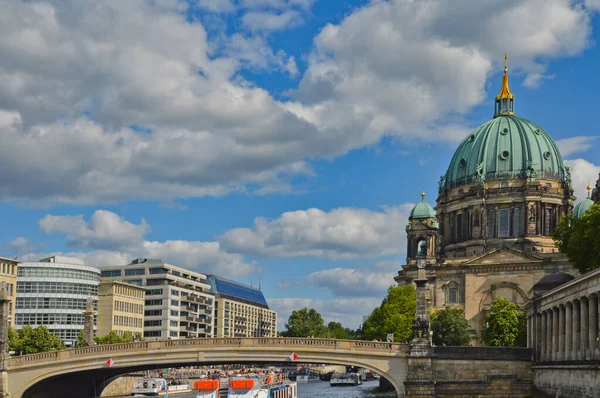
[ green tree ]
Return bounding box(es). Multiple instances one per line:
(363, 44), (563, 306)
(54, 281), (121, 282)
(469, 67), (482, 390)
(283, 308), (330, 337)
(76, 330), (85, 347)
(8, 327), (21, 352)
(326, 321), (354, 339)
(482, 297), (527, 347)
(362, 285), (416, 342)
(553, 204), (600, 273)
(11, 325), (63, 354)
(430, 307), (471, 346)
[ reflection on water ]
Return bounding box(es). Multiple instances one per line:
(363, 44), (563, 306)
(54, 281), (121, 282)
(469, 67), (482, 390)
(122, 380), (396, 398)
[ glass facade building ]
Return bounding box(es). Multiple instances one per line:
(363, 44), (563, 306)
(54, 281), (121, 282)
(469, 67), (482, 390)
(15, 256), (101, 345)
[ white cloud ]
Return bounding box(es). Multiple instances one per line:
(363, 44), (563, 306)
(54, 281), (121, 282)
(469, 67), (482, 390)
(585, 0), (600, 11)
(0, 0), (593, 205)
(219, 205), (413, 260)
(556, 136), (597, 158)
(269, 297), (381, 330)
(242, 10), (303, 32)
(290, 0), (591, 144)
(304, 260), (400, 297)
(39, 210), (149, 252)
(565, 158), (600, 200)
(32, 210), (257, 277)
(0, 237), (38, 255)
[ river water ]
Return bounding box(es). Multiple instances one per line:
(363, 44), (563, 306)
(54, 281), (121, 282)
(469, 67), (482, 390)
(122, 380), (395, 398)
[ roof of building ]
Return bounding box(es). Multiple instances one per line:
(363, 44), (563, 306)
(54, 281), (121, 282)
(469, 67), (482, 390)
(533, 271), (575, 292)
(573, 197), (594, 220)
(409, 195), (436, 220)
(443, 59), (566, 191)
(207, 275), (269, 309)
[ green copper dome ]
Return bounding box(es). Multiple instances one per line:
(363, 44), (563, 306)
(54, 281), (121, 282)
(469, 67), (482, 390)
(443, 115), (566, 190)
(573, 198), (594, 219)
(410, 201), (436, 220)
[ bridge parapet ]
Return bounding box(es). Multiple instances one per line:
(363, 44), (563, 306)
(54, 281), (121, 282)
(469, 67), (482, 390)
(8, 338), (405, 369)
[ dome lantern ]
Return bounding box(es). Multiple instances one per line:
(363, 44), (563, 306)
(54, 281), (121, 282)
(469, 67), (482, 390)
(494, 53), (514, 117)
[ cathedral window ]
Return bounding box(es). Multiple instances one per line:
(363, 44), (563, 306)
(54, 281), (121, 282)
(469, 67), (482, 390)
(448, 288), (458, 304)
(456, 214), (463, 241)
(498, 208), (510, 238)
(512, 207), (521, 237)
(474, 210), (480, 227)
(487, 208), (496, 237)
(417, 240), (427, 257)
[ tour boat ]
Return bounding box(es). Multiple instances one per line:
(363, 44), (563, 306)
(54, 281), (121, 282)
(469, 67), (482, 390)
(227, 374), (298, 398)
(131, 378), (192, 396)
(329, 373), (362, 387)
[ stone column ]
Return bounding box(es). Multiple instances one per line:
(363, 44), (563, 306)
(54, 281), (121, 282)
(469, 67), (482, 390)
(541, 311), (547, 361)
(580, 297), (589, 360)
(558, 305), (565, 361)
(83, 302), (95, 346)
(589, 294), (598, 360)
(0, 288), (10, 397)
(546, 309), (553, 362)
(565, 302), (572, 361)
(573, 300), (581, 361)
(552, 307), (559, 360)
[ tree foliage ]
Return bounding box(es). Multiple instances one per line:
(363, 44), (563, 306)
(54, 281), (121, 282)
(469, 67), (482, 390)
(482, 297), (527, 347)
(326, 321), (356, 340)
(553, 204), (600, 273)
(9, 325), (63, 354)
(283, 308), (330, 337)
(94, 331), (144, 344)
(430, 307), (471, 346)
(362, 285), (416, 342)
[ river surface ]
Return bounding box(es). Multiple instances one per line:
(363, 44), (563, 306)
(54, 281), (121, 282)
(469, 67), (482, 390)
(122, 380), (395, 398)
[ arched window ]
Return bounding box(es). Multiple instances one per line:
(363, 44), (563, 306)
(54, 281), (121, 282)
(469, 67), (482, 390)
(446, 281), (460, 305)
(417, 239), (427, 257)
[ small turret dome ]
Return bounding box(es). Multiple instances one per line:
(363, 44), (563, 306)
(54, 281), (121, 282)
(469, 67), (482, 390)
(533, 271), (575, 293)
(409, 193), (436, 220)
(573, 198), (594, 219)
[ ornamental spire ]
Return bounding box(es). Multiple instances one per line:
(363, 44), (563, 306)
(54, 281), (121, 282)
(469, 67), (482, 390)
(494, 53), (515, 117)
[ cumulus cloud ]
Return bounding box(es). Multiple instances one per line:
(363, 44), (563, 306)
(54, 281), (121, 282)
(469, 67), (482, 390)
(242, 10), (303, 32)
(556, 136), (597, 158)
(33, 210), (257, 276)
(0, 237), (39, 256)
(269, 297), (381, 330)
(0, 0), (593, 205)
(565, 158), (600, 200)
(39, 210), (150, 252)
(289, 0), (591, 144)
(219, 205), (414, 260)
(304, 260), (400, 297)
(585, 0), (600, 11)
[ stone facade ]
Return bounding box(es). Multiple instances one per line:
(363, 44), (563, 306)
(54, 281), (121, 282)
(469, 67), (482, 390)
(527, 267), (600, 397)
(97, 280), (145, 338)
(0, 257), (17, 328)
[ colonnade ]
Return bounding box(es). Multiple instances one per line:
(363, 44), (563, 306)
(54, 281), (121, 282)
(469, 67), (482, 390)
(529, 293), (600, 362)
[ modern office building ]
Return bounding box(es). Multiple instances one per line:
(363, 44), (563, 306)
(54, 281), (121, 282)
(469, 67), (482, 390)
(207, 275), (277, 338)
(97, 280), (145, 338)
(0, 256), (18, 327)
(100, 258), (214, 339)
(15, 256), (101, 345)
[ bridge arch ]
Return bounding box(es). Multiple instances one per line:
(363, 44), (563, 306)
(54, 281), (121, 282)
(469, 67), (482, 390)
(8, 338), (408, 398)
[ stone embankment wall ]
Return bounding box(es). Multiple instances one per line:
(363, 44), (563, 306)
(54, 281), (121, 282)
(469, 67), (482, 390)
(533, 365), (599, 398)
(431, 347), (532, 397)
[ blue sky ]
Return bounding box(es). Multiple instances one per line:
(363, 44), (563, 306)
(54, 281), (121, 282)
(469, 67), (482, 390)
(0, 0), (599, 329)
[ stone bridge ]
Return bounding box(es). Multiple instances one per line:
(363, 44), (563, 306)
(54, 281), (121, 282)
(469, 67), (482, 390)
(4, 338), (409, 398)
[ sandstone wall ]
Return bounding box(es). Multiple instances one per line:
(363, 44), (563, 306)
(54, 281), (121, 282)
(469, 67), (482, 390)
(533, 365), (600, 398)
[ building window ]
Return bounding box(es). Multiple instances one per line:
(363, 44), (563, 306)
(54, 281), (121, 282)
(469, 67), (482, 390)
(101, 270), (122, 277)
(149, 268), (168, 274)
(487, 208), (496, 237)
(456, 214), (463, 241)
(498, 208), (510, 238)
(171, 289), (179, 296)
(448, 287), (458, 304)
(512, 207), (521, 237)
(473, 210), (480, 227)
(417, 239), (427, 257)
(124, 268), (145, 276)
(501, 181), (509, 189)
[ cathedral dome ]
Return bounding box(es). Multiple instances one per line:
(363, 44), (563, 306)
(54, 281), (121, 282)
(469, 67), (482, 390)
(444, 115), (566, 190)
(573, 198), (594, 219)
(443, 55), (566, 191)
(409, 193), (436, 220)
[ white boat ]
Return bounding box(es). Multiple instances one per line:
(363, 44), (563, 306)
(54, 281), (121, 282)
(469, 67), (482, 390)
(228, 374), (298, 398)
(296, 374), (320, 383)
(131, 378), (192, 396)
(329, 373), (362, 387)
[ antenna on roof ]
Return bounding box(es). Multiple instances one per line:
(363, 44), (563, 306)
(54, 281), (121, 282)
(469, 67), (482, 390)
(258, 278), (262, 291)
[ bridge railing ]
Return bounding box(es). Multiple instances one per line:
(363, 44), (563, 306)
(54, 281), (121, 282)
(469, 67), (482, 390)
(8, 338), (406, 368)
